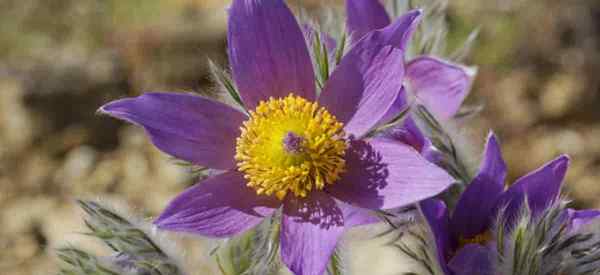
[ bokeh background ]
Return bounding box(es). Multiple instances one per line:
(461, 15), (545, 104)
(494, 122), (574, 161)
(1, 0), (599, 274)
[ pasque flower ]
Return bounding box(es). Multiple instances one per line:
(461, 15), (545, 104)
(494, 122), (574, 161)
(99, 1), (455, 275)
(419, 132), (596, 275)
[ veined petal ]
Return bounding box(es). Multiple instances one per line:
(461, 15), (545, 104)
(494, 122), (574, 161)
(319, 44), (404, 137)
(376, 87), (408, 127)
(345, 0), (391, 43)
(448, 244), (494, 275)
(377, 9), (422, 51)
(497, 155), (570, 223)
(228, 0), (315, 109)
(281, 192), (345, 275)
(405, 56), (475, 120)
(338, 201), (379, 227)
(99, 92), (246, 170)
(383, 115), (425, 152)
(319, 12), (420, 137)
(154, 171), (280, 238)
(328, 138), (454, 210)
(420, 199), (453, 275)
(319, 11), (422, 137)
(382, 115), (443, 164)
(451, 132), (506, 238)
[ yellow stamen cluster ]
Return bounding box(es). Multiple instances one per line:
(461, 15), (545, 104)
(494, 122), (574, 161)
(235, 94), (347, 200)
(458, 231), (493, 248)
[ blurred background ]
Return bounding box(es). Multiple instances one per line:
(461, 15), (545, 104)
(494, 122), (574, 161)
(0, 0), (599, 274)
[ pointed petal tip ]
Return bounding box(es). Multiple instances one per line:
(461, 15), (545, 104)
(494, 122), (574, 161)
(153, 210), (172, 227)
(485, 131), (499, 145)
(96, 104), (110, 116)
(483, 132), (503, 160)
(152, 209), (187, 233)
(412, 8), (424, 16)
(499, 153), (571, 220)
(551, 154), (570, 176)
(97, 93), (162, 119)
(405, 8), (424, 22)
(465, 65), (479, 77)
(96, 97), (136, 121)
(152, 217), (171, 231)
(556, 154), (571, 163)
(151, 172), (279, 238)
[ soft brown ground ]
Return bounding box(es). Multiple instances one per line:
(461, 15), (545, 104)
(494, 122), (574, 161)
(0, 0), (599, 274)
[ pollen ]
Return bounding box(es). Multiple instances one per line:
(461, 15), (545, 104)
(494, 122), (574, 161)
(235, 94), (347, 200)
(458, 231), (493, 248)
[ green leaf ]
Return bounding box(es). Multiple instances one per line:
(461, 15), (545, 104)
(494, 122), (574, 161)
(334, 32), (346, 66)
(327, 248), (344, 275)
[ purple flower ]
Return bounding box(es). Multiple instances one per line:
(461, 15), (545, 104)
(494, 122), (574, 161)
(346, 0), (476, 122)
(99, 2), (454, 275)
(420, 132), (570, 275)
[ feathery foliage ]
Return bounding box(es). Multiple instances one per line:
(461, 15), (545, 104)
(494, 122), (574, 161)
(57, 200), (186, 275)
(216, 213), (282, 275)
(495, 199), (600, 275)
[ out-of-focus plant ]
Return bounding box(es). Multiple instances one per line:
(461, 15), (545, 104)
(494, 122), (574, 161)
(57, 200), (187, 275)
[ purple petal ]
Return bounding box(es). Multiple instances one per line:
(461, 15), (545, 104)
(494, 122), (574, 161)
(451, 132), (507, 238)
(281, 192), (345, 275)
(99, 93), (246, 170)
(377, 9), (422, 51)
(319, 11), (422, 137)
(420, 199), (453, 275)
(383, 115), (425, 151)
(154, 171), (280, 238)
(319, 45), (404, 137)
(376, 87), (408, 126)
(338, 201), (379, 227)
(328, 138), (454, 210)
(497, 155), (570, 223)
(382, 115), (444, 164)
(405, 56), (475, 120)
(345, 0), (391, 43)
(228, 0), (315, 109)
(448, 244), (494, 275)
(567, 209), (600, 232)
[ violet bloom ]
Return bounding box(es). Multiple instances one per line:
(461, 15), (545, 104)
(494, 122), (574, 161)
(99, 2), (454, 275)
(346, 0), (475, 121)
(420, 133), (571, 275)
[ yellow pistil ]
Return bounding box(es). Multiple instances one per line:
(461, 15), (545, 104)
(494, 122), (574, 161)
(458, 231), (493, 248)
(235, 94), (347, 200)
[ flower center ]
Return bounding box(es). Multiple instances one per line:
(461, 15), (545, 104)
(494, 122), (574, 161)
(235, 94), (347, 200)
(458, 231), (492, 249)
(282, 132), (304, 154)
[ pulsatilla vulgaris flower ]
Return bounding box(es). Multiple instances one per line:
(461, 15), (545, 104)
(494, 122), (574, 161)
(421, 132), (571, 275)
(99, 1), (454, 275)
